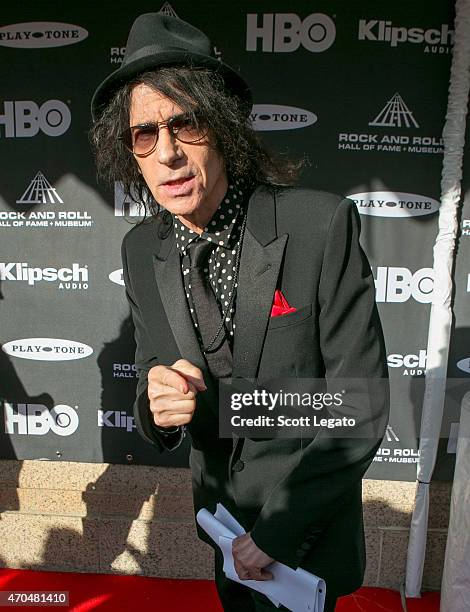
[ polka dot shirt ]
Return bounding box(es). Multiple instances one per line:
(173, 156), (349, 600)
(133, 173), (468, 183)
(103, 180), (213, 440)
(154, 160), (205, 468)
(172, 177), (252, 352)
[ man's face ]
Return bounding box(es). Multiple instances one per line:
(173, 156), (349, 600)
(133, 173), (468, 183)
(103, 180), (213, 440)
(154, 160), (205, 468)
(129, 83), (228, 226)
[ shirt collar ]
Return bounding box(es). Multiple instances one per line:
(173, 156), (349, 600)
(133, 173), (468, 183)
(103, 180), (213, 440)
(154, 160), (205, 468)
(172, 177), (249, 256)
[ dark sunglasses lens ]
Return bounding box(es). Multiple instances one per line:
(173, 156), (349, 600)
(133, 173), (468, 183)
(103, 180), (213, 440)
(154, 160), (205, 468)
(172, 116), (207, 143)
(132, 126), (158, 155)
(124, 115), (208, 155)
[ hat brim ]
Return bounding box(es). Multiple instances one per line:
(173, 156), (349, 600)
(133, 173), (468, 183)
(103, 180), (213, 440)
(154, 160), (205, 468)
(91, 51), (252, 121)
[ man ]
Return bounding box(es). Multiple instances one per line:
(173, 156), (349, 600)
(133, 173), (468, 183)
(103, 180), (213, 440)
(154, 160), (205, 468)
(91, 13), (389, 612)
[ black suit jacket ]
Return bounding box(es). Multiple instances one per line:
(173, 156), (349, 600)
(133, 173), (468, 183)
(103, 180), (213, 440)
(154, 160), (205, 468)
(121, 184), (390, 597)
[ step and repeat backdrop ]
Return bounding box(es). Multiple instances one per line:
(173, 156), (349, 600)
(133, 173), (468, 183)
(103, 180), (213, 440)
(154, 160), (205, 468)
(1, 0), (466, 480)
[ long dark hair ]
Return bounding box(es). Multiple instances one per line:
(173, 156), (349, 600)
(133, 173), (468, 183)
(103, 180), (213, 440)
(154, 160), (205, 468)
(89, 65), (308, 219)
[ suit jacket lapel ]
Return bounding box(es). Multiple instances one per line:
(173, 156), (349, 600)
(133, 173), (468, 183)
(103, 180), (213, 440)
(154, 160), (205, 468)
(151, 184), (289, 381)
(232, 185), (289, 379)
(153, 226), (207, 372)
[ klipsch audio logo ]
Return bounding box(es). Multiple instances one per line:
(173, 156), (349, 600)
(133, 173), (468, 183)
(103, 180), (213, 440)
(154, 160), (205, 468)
(246, 12), (336, 53)
(338, 93), (443, 155)
(0, 100), (71, 138)
(0, 172), (94, 230)
(250, 105), (317, 131)
(388, 350), (427, 376)
(374, 267), (434, 303)
(2, 338), (93, 361)
(4, 403), (79, 436)
(98, 410), (136, 432)
(349, 191), (439, 218)
(0, 262), (88, 290)
(0, 22), (88, 48)
(358, 19), (453, 54)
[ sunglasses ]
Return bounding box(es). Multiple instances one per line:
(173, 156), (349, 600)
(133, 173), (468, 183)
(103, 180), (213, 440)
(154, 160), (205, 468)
(119, 112), (209, 157)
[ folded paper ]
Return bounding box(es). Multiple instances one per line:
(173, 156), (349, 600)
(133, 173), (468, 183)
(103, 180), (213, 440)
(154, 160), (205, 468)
(196, 503), (326, 612)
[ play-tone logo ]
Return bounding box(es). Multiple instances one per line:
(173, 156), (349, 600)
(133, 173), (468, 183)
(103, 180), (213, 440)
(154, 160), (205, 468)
(109, 269), (124, 286)
(4, 403), (79, 436)
(0, 22), (88, 48)
(2, 338), (93, 361)
(374, 267), (434, 303)
(457, 358), (470, 374)
(250, 105), (317, 131)
(0, 100), (71, 138)
(349, 191), (439, 217)
(247, 13), (335, 53)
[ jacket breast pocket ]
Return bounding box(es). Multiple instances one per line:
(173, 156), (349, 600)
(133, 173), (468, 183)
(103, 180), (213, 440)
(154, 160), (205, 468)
(258, 303), (316, 380)
(267, 302), (313, 330)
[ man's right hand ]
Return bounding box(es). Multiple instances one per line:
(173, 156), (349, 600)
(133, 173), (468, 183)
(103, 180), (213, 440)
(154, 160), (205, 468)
(147, 359), (207, 428)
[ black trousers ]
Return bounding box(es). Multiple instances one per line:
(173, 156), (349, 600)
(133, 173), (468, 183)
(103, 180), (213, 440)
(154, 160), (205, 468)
(214, 547), (338, 612)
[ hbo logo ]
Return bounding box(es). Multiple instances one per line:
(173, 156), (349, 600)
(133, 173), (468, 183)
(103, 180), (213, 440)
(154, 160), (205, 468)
(246, 13), (336, 53)
(0, 100), (71, 137)
(374, 267), (434, 303)
(4, 403), (79, 436)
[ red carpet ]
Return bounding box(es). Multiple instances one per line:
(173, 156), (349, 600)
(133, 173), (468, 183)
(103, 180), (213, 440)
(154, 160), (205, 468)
(0, 568), (439, 611)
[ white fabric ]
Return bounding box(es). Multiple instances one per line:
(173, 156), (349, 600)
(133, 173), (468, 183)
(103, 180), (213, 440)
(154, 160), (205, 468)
(405, 0), (470, 598)
(441, 393), (470, 611)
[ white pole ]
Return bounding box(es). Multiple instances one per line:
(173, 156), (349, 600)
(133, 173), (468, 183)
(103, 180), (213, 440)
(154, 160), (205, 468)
(405, 0), (470, 598)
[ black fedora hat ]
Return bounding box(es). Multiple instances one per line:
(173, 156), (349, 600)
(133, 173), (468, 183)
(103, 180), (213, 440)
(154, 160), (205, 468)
(91, 13), (252, 121)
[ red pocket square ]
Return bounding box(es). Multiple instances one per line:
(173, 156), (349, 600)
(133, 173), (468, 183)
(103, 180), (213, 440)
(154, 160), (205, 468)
(270, 289), (297, 317)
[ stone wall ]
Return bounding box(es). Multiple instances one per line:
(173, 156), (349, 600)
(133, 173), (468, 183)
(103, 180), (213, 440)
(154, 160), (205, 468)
(0, 460), (450, 591)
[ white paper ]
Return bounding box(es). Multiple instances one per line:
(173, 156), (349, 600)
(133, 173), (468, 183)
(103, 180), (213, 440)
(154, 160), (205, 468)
(196, 504), (326, 612)
(214, 503), (245, 537)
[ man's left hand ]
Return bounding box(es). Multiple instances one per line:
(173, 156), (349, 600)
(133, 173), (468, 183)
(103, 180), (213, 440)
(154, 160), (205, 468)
(232, 532), (274, 581)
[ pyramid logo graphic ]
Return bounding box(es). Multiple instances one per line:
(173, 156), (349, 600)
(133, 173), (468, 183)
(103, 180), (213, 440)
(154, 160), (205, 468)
(369, 93), (419, 128)
(16, 171), (64, 205)
(385, 425), (400, 443)
(159, 2), (178, 17)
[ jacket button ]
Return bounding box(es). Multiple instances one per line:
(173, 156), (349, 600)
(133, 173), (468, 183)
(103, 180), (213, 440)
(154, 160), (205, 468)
(232, 460), (245, 472)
